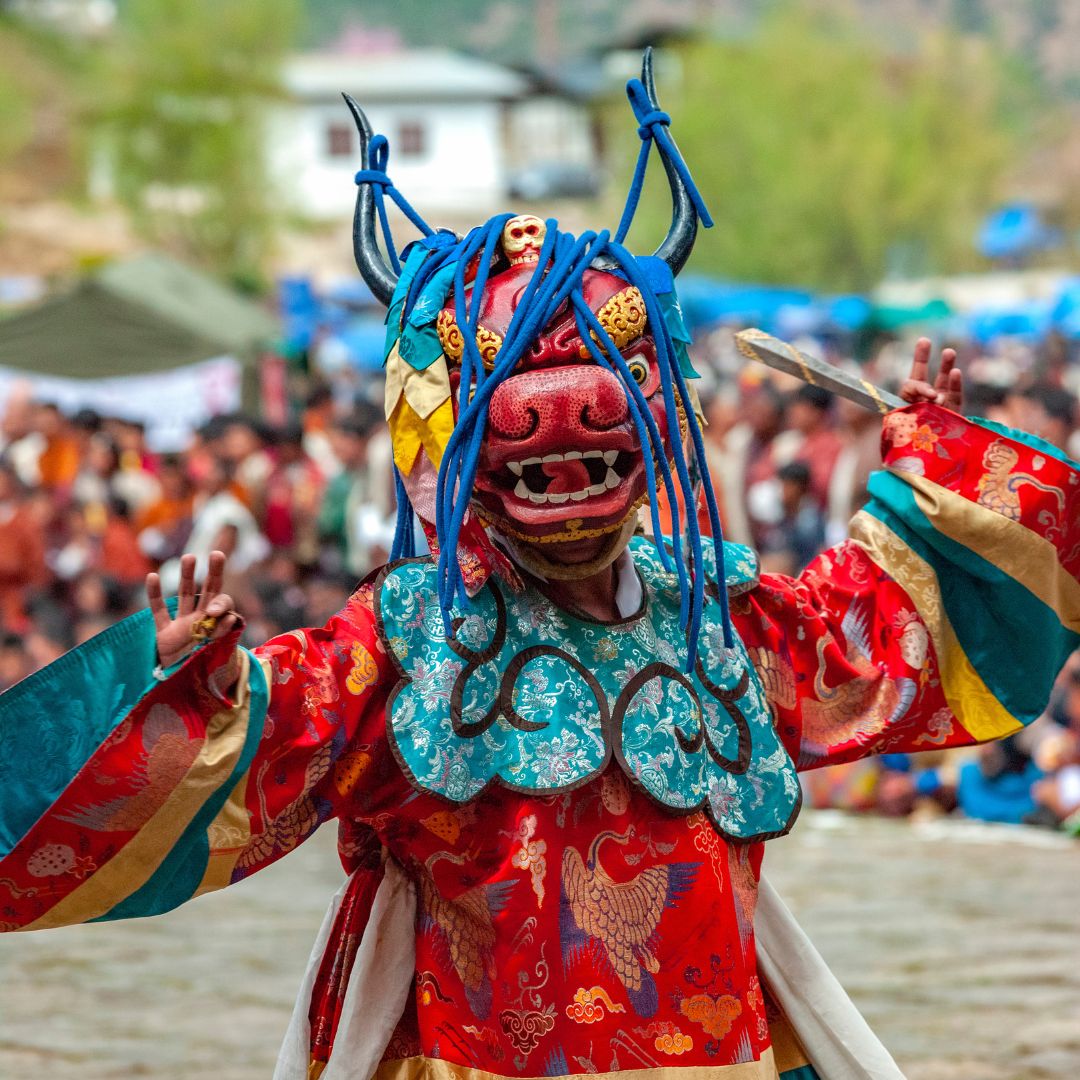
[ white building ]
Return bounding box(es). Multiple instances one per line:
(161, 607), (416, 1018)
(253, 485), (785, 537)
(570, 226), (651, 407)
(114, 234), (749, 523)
(5, 0), (116, 36)
(268, 48), (598, 222)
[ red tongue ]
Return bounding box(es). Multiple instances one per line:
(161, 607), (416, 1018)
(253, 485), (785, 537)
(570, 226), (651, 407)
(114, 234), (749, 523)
(542, 458), (591, 494)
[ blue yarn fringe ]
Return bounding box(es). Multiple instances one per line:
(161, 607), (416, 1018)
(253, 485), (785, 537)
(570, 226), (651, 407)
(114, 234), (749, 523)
(356, 73), (732, 664)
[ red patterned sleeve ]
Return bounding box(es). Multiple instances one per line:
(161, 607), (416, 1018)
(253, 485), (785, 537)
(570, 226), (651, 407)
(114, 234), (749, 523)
(0, 581), (402, 930)
(735, 404), (1080, 771)
(220, 583), (404, 886)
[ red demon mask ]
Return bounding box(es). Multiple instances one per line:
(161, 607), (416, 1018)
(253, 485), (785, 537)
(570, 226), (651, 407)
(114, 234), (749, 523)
(346, 47), (704, 584)
(433, 218), (672, 544)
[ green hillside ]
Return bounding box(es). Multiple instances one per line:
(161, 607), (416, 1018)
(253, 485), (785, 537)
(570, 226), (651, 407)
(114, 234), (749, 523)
(300, 0), (1079, 97)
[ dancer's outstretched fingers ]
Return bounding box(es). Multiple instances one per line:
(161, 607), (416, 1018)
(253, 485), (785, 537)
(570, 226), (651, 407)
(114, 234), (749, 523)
(945, 364), (964, 412)
(198, 550), (226, 611)
(910, 337), (931, 384)
(146, 572), (169, 630)
(900, 338), (942, 404)
(935, 349), (956, 402)
(177, 554), (197, 617)
(206, 592), (234, 620)
(211, 610), (238, 640)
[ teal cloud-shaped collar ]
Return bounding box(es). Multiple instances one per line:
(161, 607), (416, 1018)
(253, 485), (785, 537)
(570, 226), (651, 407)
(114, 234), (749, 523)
(375, 536), (800, 841)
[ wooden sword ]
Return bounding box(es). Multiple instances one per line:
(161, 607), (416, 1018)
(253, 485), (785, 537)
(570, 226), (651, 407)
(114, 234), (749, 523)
(734, 328), (904, 415)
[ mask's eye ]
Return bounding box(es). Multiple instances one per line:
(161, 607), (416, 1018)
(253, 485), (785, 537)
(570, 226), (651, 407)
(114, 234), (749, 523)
(627, 354), (651, 386)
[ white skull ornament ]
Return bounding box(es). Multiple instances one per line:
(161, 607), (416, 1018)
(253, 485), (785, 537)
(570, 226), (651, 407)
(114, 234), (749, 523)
(502, 215), (546, 266)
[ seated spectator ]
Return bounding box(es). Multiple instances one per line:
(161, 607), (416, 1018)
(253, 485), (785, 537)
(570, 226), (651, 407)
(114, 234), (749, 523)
(319, 403), (389, 578)
(52, 506), (96, 582)
(721, 380), (787, 548)
(1023, 384), (1077, 454)
(250, 550), (308, 635)
(786, 384), (842, 510)
(759, 461), (826, 575)
(71, 431), (158, 515)
(826, 396), (882, 546)
(0, 462), (48, 631)
(0, 383), (45, 486)
(0, 632), (31, 690)
(136, 455), (194, 562)
(956, 737), (1044, 825)
(303, 383), (342, 481)
(159, 457), (269, 593)
(1031, 665), (1080, 828)
(34, 403), (81, 495)
(99, 496), (152, 586)
(23, 626), (69, 672)
(218, 414), (273, 504)
(262, 421), (325, 566)
(868, 738), (1042, 826)
(110, 417), (156, 473)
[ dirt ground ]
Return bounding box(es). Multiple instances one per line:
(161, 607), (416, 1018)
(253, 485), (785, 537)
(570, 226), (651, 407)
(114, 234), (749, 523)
(1, 811), (1077, 1079)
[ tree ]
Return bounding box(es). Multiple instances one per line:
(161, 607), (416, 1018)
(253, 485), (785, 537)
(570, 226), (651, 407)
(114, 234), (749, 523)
(96, 0), (300, 282)
(0, 29), (34, 169)
(613, 7), (1039, 290)
(0, 14), (86, 196)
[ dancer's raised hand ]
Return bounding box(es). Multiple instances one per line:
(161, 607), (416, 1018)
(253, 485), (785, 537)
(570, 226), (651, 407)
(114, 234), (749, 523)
(147, 550), (238, 668)
(900, 337), (964, 411)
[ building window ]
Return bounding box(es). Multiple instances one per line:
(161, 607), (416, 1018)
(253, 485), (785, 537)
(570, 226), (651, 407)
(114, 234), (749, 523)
(326, 122), (353, 158)
(398, 121), (426, 158)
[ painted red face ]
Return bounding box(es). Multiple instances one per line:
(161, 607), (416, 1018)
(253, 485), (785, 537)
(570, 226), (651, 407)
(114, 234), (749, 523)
(438, 264), (673, 544)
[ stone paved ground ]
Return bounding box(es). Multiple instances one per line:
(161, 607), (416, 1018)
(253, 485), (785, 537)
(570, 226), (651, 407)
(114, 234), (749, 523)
(1, 812), (1077, 1078)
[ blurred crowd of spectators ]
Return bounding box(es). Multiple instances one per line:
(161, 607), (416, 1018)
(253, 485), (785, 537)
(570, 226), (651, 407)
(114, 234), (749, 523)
(698, 330), (1080, 577)
(694, 328), (1080, 834)
(0, 383), (393, 682)
(1, 325), (1078, 834)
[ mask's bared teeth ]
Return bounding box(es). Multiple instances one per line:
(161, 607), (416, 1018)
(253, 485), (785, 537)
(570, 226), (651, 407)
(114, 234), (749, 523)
(508, 461), (523, 476)
(603, 450), (618, 466)
(604, 467), (620, 489)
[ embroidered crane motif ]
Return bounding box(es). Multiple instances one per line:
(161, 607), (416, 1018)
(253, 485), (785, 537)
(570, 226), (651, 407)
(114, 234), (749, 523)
(57, 705), (199, 832)
(419, 851), (516, 1020)
(800, 600), (916, 758)
(560, 827), (698, 1018)
(976, 440), (1065, 522)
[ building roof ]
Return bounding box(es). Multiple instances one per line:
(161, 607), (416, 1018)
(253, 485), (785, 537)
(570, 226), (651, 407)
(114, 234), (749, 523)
(0, 253), (279, 378)
(283, 49), (529, 103)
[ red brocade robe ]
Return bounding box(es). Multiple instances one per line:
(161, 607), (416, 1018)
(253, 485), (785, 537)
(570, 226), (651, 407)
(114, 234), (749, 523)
(2, 405), (1079, 1080)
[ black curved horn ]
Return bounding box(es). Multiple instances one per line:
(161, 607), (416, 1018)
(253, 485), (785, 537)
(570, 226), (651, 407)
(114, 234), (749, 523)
(642, 47), (698, 276)
(343, 93), (398, 307)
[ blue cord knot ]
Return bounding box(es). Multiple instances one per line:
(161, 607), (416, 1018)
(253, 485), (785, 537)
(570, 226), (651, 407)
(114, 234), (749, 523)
(614, 78), (714, 242)
(636, 109), (671, 140)
(354, 130), (434, 272)
(368, 132), (391, 171)
(625, 79), (664, 127)
(356, 132), (395, 186)
(354, 169), (392, 186)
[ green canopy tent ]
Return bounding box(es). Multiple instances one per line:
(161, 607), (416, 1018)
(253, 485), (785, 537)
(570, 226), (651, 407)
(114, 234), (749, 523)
(866, 297), (953, 333)
(0, 253), (280, 446)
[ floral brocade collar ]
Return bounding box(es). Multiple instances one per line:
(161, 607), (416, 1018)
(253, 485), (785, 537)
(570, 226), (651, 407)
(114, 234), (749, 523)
(375, 537), (800, 841)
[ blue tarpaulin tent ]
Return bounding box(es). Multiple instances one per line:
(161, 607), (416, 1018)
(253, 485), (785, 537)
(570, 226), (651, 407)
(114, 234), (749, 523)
(978, 203), (1061, 261)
